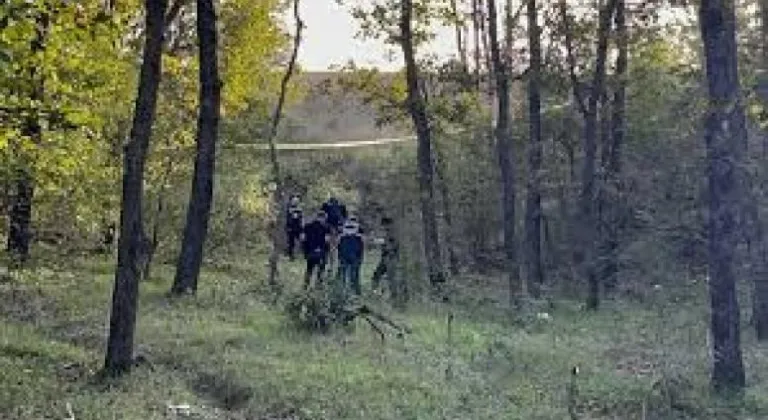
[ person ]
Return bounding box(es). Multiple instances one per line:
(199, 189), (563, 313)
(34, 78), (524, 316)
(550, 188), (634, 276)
(321, 196), (348, 234)
(321, 196), (347, 276)
(285, 194), (303, 260)
(372, 216), (399, 294)
(301, 211), (331, 289)
(337, 216), (364, 296)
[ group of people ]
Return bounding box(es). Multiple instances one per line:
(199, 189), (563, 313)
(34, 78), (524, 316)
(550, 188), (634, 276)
(284, 194), (397, 297)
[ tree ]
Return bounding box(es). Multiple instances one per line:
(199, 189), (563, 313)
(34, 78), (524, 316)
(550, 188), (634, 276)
(399, 0), (447, 288)
(6, 6), (47, 266)
(265, 0), (304, 288)
(524, 0), (543, 296)
(487, 0), (519, 301)
(752, 0), (768, 341)
(104, 0), (167, 375)
(560, 0), (617, 310)
(171, 0), (222, 294)
(599, 0), (627, 294)
(699, 0), (746, 392)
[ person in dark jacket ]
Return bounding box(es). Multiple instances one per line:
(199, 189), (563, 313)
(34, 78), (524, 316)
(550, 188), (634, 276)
(301, 211), (331, 289)
(285, 194), (303, 260)
(321, 196), (348, 233)
(337, 216), (364, 295)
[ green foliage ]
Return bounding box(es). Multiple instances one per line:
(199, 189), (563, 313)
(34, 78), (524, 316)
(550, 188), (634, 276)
(220, 0), (289, 116)
(0, 0), (138, 238)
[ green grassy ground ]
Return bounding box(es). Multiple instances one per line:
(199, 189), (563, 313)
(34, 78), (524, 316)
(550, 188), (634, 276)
(2, 254), (768, 419)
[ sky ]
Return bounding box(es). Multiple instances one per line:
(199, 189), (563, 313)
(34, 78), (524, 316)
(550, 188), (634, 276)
(296, 0), (456, 71)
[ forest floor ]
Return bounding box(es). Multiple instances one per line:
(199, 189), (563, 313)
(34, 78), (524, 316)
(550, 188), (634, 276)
(2, 253), (768, 419)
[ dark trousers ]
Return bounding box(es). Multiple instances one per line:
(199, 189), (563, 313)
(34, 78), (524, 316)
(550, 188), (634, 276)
(286, 228), (301, 259)
(372, 256), (393, 291)
(338, 260), (362, 295)
(304, 249), (327, 289)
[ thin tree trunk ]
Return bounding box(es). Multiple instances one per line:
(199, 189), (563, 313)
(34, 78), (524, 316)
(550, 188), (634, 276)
(104, 0), (167, 376)
(265, 0), (303, 288)
(488, 0), (519, 302)
(450, 0), (468, 72)
(699, 0), (746, 393)
(434, 142), (460, 275)
(472, 0), (482, 88)
(524, 0), (543, 297)
(400, 0), (446, 288)
(601, 0), (627, 294)
(7, 9), (48, 266)
(172, 0), (222, 295)
(560, 0), (617, 310)
(479, 0), (492, 87)
(752, 0), (768, 341)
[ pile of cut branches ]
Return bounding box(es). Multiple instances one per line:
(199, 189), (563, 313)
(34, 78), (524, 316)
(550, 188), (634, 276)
(284, 288), (411, 340)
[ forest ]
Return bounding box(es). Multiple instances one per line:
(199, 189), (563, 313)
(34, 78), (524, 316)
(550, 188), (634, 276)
(2, 0), (768, 418)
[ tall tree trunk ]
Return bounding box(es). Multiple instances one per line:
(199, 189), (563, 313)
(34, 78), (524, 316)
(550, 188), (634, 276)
(752, 0), (768, 341)
(434, 142), (460, 275)
(265, 0), (303, 288)
(7, 9), (48, 266)
(601, 0), (626, 294)
(400, 0), (446, 288)
(479, 0), (492, 86)
(172, 0), (222, 294)
(449, 0), (468, 72)
(699, 0), (746, 393)
(104, 0), (167, 376)
(560, 0), (617, 310)
(524, 0), (543, 297)
(472, 0), (482, 88)
(487, 0), (519, 301)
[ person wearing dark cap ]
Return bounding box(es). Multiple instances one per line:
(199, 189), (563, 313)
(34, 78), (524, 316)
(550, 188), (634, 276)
(337, 215), (364, 296)
(301, 210), (331, 289)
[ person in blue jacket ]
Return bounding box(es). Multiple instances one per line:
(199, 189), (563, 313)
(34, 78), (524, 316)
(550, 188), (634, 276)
(337, 216), (364, 296)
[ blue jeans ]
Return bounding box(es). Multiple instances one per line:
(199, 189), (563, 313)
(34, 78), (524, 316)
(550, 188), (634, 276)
(338, 260), (361, 295)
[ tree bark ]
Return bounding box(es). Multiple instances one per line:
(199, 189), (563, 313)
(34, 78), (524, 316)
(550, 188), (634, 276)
(400, 0), (446, 288)
(752, 0), (768, 341)
(7, 8), (48, 266)
(104, 0), (167, 376)
(601, 0), (626, 294)
(434, 142), (460, 275)
(699, 0), (746, 393)
(172, 0), (222, 294)
(487, 0), (520, 301)
(524, 0), (543, 297)
(472, 0), (482, 88)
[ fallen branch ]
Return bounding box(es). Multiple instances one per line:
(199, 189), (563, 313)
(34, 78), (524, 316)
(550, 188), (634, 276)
(362, 315), (385, 342)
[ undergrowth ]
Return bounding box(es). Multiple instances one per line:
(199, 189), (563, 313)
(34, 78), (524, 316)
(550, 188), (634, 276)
(1, 253), (768, 419)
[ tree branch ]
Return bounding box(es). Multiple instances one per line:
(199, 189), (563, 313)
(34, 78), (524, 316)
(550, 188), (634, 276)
(164, 0), (187, 28)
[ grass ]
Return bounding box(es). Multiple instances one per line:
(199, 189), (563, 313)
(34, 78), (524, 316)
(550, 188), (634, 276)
(2, 253), (768, 419)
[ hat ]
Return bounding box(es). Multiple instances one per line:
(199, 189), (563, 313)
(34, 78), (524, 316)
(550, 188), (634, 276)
(342, 220), (360, 235)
